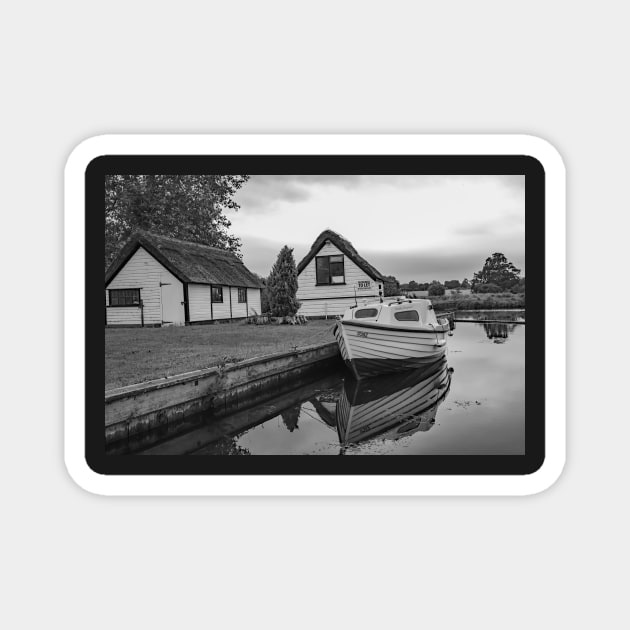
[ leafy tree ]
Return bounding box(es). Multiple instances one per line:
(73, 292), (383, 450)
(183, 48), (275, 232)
(476, 283), (502, 293)
(512, 277), (525, 294)
(472, 253), (521, 292)
(383, 275), (400, 297)
(444, 280), (461, 289)
(407, 280), (419, 291)
(105, 174), (249, 268)
(428, 281), (445, 296)
(267, 246), (301, 317)
(461, 278), (471, 289)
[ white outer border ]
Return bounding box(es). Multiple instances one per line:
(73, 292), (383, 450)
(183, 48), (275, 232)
(64, 134), (565, 496)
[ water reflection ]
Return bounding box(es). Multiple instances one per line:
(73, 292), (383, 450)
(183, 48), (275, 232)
(337, 357), (452, 448)
(481, 322), (519, 342)
(456, 309), (525, 323)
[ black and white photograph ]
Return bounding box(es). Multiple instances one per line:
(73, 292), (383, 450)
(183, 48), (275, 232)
(101, 167), (531, 463)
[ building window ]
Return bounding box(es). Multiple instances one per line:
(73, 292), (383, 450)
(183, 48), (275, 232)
(211, 286), (223, 303)
(109, 289), (141, 306)
(238, 288), (247, 303)
(316, 255), (345, 285)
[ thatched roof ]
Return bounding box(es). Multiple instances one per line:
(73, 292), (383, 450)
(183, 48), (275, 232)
(297, 229), (385, 281)
(105, 231), (263, 288)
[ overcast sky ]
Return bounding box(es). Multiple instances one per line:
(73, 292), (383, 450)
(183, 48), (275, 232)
(230, 175), (525, 284)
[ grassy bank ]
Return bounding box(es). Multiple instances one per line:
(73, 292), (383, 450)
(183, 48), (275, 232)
(106, 320), (337, 390)
(430, 293), (525, 311)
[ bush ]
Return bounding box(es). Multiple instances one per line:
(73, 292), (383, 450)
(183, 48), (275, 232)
(428, 282), (445, 296)
(475, 283), (501, 294)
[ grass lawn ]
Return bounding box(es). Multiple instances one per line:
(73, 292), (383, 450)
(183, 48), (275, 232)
(105, 320), (337, 390)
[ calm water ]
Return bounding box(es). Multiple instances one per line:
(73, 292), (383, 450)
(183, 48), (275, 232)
(146, 314), (525, 456)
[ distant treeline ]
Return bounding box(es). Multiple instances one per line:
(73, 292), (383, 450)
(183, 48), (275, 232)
(429, 293), (525, 311)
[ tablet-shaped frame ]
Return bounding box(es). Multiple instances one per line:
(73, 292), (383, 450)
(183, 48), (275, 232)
(65, 134), (565, 495)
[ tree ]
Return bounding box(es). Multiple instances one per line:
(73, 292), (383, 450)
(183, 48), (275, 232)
(472, 253), (521, 292)
(512, 277), (525, 294)
(267, 246), (301, 317)
(476, 283), (502, 293)
(407, 280), (419, 291)
(461, 278), (471, 289)
(104, 174), (249, 268)
(428, 280), (445, 296)
(444, 279), (461, 289)
(383, 275), (400, 297)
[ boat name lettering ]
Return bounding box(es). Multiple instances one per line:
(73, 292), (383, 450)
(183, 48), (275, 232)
(357, 281), (371, 289)
(356, 331), (369, 338)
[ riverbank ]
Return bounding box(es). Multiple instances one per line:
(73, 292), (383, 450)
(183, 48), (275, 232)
(106, 320), (336, 390)
(429, 292), (525, 311)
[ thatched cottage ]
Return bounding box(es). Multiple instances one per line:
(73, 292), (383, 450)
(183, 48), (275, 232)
(105, 231), (263, 326)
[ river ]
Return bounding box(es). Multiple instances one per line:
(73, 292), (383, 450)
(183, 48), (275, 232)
(143, 311), (525, 456)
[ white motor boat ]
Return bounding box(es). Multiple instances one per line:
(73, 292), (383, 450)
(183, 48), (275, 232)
(334, 297), (451, 379)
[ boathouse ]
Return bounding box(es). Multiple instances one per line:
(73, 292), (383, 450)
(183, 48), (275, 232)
(105, 231), (263, 326)
(296, 230), (388, 318)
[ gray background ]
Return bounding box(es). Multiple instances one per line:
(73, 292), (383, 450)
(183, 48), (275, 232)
(2, 1), (626, 628)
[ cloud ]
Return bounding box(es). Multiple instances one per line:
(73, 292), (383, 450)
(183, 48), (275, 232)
(235, 175), (363, 212)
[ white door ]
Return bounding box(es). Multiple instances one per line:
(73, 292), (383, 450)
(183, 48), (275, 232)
(160, 274), (185, 325)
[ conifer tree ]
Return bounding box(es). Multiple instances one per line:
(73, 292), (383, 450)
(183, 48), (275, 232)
(267, 246), (301, 317)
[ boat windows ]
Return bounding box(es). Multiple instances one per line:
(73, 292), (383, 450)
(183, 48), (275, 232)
(394, 310), (420, 322)
(354, 308), (379, 319)
(316, 255), (345, 285)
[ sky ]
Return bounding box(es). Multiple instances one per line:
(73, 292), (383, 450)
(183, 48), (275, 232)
(230, 175), (525, 284)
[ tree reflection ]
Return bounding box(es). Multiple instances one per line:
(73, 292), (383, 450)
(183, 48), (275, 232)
(281, 406), (301, 432)
(482, 322), (518, 342)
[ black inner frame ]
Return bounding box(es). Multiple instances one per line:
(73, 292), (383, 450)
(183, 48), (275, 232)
(88, 154), (544, 476)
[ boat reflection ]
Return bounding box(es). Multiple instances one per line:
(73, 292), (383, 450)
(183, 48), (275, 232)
(336, 356), (452, 448)
(481, 322), (519, 343)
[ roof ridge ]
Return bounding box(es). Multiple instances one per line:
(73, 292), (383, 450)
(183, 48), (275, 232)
(136, 230), (238, 256)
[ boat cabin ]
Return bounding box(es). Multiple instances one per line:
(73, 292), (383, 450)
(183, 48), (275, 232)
(344, 299), (440, 328)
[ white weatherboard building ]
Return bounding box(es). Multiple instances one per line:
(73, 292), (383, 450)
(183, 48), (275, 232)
(296, 230), (389, 318)
(105, 231), (263, 326)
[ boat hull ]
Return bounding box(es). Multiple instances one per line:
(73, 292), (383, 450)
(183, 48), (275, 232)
(335, 319), (449, 378)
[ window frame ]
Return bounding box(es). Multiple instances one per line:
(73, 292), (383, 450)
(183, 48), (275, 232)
(237, 287), (247, 303)
(211, 286), (224, 303)
(108, 288), (141, 307)
(315, 254), (345, 286)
